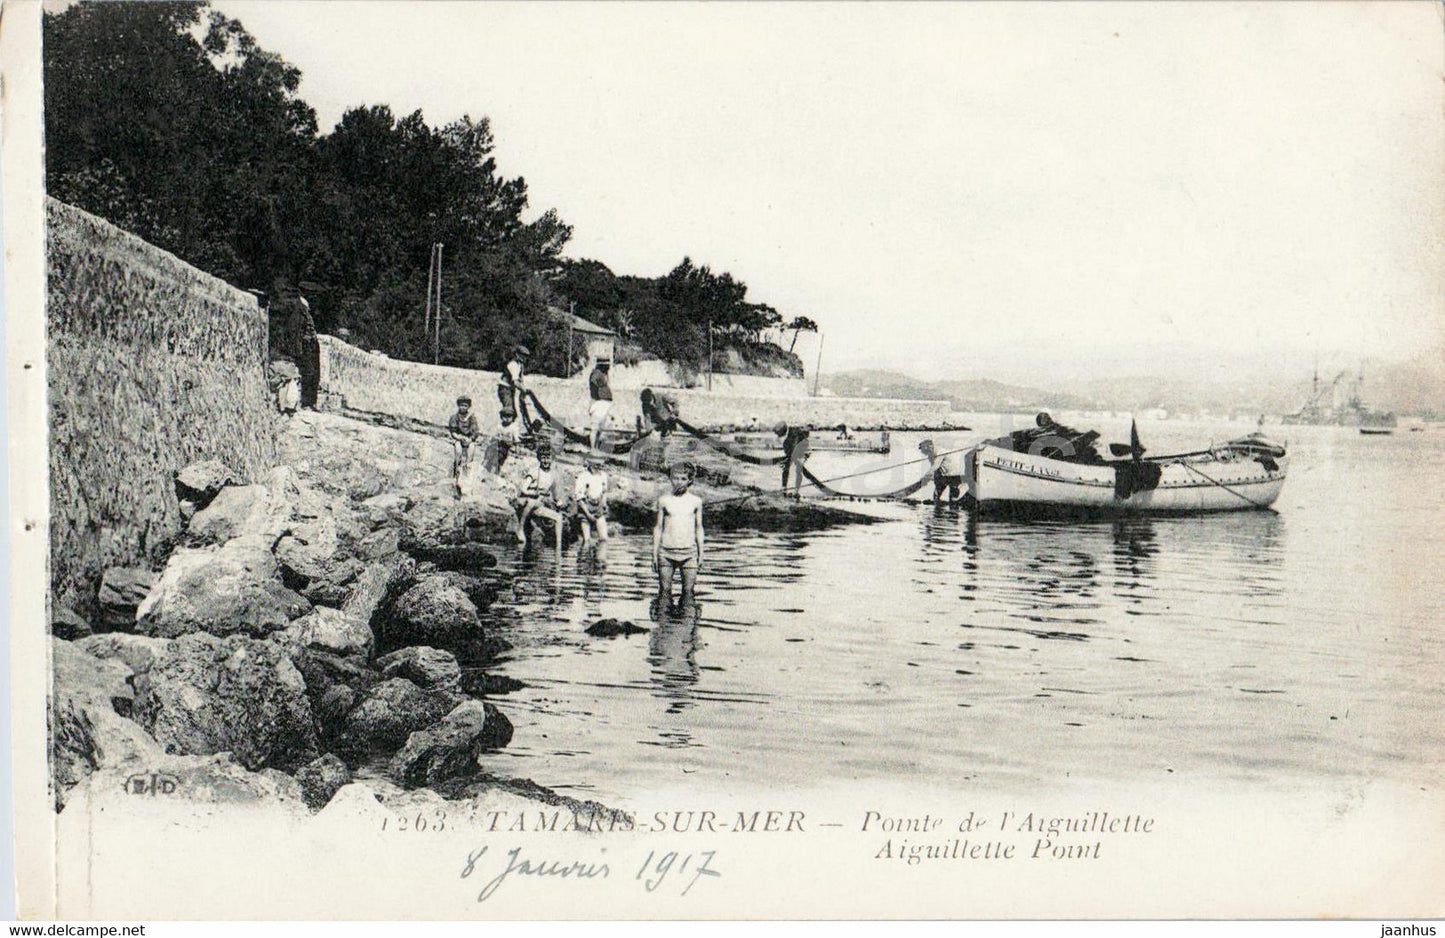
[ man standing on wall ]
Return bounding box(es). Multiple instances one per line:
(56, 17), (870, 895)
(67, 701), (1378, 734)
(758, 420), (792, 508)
(268, 280), (320, 408)
(588, 358), (613, 451)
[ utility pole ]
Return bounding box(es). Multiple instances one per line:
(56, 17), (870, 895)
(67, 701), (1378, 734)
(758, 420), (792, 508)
(706, 315), (713, 391)
(432, 243), (443, 365)
(567, 301), (576, 377)
(423, 244), (436, 351)
(812, 332), (825, 397)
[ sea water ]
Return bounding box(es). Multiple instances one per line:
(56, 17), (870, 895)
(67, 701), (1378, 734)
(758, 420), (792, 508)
(474, 416), (1445, 800)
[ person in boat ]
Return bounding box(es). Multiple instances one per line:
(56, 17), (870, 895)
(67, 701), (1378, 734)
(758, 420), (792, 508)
(588, 358), (613, 451)
(1010, 411), (1104, 463)
(775, 422), (811, 496)
(514, 442), (566, 551)
(446, 395), (482, 498)
(571, 453), (611, 545)
(641, 388), (680, 437)
(917, 439), (964, 504)
(497, 345), (529, 420)
(836, 423), (853, 440)
(652, 462), (704, 614)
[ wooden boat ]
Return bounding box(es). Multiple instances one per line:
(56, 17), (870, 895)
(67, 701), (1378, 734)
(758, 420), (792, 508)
(1359, 427), (1393, 436)
(718, 429), (892, 454)
(968, 435), (1288, 514)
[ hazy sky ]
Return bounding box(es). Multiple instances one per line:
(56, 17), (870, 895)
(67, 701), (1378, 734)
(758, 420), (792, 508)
(220, 1), (1444, 384)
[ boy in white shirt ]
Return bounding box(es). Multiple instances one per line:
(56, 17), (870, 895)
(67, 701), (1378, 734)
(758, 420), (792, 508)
(571, 455), (611, 545)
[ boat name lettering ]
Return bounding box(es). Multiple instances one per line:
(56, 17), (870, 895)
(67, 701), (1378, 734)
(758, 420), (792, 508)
(990, 457), (1063, 479)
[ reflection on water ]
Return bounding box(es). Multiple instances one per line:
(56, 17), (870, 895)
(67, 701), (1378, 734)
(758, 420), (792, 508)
(480, 425), (1445, 799)
(647, 607), (700, 718)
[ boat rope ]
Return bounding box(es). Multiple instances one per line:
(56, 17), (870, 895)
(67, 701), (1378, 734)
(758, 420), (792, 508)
(523, 389), (651, 454)
(674, 417), (790, 465)
(702, 444), (976, 505)
(1171, 460), (1276, 510)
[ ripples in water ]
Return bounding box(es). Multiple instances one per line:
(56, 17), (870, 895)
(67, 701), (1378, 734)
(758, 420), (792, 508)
(471, 424), (1445, 798)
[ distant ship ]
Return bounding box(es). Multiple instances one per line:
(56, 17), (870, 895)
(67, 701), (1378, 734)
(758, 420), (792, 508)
(1282, 366), (1397, 428)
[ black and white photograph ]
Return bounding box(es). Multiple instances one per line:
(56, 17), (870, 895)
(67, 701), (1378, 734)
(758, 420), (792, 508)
(4, 0), (1443, 922)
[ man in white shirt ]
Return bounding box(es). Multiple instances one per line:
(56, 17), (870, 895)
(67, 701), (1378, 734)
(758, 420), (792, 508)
(570, 455), (610, 544)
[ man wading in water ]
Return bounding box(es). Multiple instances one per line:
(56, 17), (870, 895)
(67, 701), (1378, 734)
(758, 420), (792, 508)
(775, 422), (811, 497)
(652, 463), (704, 615)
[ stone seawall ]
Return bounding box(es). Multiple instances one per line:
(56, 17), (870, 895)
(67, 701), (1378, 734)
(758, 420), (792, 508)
(319, 335), (951, 432)
(47, 199), (276, 608)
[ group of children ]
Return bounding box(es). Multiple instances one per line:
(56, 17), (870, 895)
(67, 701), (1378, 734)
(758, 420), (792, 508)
(444, 343), (705, 611)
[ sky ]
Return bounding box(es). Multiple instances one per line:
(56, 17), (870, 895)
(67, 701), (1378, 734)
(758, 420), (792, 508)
(219, 1), (1444, 385)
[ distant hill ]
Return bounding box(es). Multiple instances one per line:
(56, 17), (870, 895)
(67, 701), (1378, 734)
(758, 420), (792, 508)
(822, 370), (1091, 412)
(824, 346), (1445, 418)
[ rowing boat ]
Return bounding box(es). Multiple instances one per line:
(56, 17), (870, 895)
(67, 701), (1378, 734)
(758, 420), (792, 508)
(969, 435), (1288, 514)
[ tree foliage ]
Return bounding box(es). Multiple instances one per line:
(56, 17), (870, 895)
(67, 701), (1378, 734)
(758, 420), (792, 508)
(43, 1), (807, 375)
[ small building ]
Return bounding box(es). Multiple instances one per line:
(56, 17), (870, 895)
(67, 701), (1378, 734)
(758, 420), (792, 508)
(551, 306), (615, 374)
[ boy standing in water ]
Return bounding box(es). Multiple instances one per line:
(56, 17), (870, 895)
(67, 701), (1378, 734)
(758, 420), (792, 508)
(653, 463), (704, 613)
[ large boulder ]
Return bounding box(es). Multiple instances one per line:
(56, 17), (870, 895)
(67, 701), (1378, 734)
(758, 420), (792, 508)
(356, 527), (400, 562)
(137, 535), (311, 639)
(282, 606), (373, 659)
(51, 639), (164, 807)
(273, 517), (340, 581)
(388, 700), (513, 788)
(76, 633), (173, 677)
(295, 753), (352, 810)
(133, 632), (320, 772)
(359, 492), (412, 530)
(97, 566), (157, 631)
(185, 485), (274, 546)
(185, 467), (302, 547)
(376, 646), (461, 691)
(174, 459), (236, 508)
(399, 497), (515, 553)
(378, 575), (483, 656)
(51, 603), (93, 641)
(342, 553), (416, 628)
(335, 677), (459, 758)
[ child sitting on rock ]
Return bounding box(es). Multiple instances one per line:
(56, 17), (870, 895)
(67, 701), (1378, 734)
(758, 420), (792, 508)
(571, 454), (611, 545)
(447, 395), (481, 498)
(514, 444), (566, 552)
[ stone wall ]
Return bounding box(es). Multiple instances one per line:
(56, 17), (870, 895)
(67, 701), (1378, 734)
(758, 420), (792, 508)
(318, 334), (951, 432)
(47, 199), (276, 609)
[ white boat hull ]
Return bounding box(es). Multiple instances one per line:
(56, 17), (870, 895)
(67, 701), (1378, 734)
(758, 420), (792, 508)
(970, 444), (1288, 514)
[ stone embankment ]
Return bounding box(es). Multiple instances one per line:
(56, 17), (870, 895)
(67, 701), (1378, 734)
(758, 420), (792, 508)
(50, 409), (877, 817)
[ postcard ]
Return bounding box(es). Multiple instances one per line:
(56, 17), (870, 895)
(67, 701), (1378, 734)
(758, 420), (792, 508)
(5, 0), (1443, 920)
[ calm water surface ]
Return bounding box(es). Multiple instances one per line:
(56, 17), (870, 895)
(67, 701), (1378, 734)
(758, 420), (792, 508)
(477, 417), (1445, 799)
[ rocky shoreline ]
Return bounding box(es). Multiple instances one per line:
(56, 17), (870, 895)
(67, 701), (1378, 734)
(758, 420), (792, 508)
(51, 409), (879, 818)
